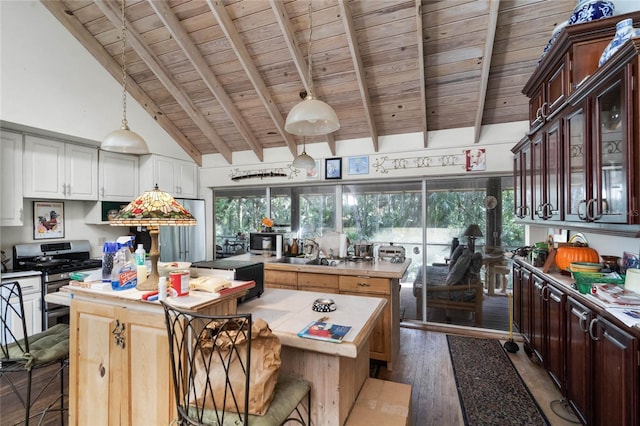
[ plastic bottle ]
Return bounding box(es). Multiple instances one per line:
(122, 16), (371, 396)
(102, 241), (118, 283)
(135, 244), (146, 266)
(158, 277), (167, 302)
(111, 236), (137, 291)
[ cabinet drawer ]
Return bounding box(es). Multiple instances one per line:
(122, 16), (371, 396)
(298, 272), (338, 290)
(339, 275), (390, 295)
(264, 270), (297, 286)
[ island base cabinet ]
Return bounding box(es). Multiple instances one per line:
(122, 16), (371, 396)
(339, 276), (399, 370)
(69, 300), (174, 425)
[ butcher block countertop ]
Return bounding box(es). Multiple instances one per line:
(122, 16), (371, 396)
(230, 253), (410, 279)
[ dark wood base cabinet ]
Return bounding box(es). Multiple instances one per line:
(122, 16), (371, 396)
(514, 260), (639, 425)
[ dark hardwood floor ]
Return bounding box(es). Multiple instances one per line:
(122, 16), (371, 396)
(0, 363), (68, 426)
(2, 328), (573, 426)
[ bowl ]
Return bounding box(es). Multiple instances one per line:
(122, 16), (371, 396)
(157, 261), (192, 277)
(569, 262), (602, 273)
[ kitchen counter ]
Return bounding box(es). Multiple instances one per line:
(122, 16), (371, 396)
(238, 289), (386, 425)
(227, 253), (408, 370)
(515, 258), (640, 331)
(229, 252), (410, 279)
(64, 279), (253, 425)
(1, 270), (42, 280)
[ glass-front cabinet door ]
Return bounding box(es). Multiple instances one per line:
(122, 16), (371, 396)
(564, 107), (587, 221)
(592, 79), (627, 223)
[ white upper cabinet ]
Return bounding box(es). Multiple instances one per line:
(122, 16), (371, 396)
(1, 130), (24, 226)
(23, 135), (98, 200)
(139, 154), (198, 199)
(98, 151), (139, 201)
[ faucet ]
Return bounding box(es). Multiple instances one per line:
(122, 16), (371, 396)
(303, 239), (319, 259)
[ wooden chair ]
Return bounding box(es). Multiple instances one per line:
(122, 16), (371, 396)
(413, 265), (484, 326)
(161, 302), (311, 425)
(0, 281), (69, 425)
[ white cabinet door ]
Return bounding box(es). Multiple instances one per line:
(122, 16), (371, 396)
(0, 276), (43, 344)
(23, 135), (98, 200)
(99, 151), (139, 200)
(153, 155), (176, 193)
(176, 161), (198, 198)
(23, 136), (66, 199)
(1, 131), (24, 226)
(140, 154), (199, 198)
(66, 144), (98, 200)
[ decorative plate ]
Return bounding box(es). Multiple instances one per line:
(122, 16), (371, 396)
(483, 195), (497, 210)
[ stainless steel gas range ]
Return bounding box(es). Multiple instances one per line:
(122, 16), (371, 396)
(13, 240), (102, 329)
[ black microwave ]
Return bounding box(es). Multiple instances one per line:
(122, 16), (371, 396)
(249, 232), (282, 255)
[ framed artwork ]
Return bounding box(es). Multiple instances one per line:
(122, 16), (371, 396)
(306, 160), (321, 180)
(347, 156), (369, 175)
(325, 158), (342, 180)
(33, 201), (64, 240)
(465, 148), (486, 171)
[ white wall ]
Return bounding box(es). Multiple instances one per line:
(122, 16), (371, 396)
(0, 1), (190, 161)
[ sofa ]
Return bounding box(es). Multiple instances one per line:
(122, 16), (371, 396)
(413, 246), (483, 325)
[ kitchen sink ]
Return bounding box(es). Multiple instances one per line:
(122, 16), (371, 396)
(275, 257), (311, 264)
(274, 257), (338, 266)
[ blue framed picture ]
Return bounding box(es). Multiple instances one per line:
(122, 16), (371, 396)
(347, 156), (369, 175)
(325, 158), (342, 180)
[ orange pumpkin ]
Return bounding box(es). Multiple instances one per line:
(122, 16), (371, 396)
(555, 245), (599, 272)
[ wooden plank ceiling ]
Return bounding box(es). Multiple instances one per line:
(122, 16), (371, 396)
(41, 0), (576, 165)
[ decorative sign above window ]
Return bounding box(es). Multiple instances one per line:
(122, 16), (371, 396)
(229, 165), (300, 181)
(372, 150), (476, 174)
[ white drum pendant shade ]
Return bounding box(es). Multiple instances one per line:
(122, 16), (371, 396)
(285, 95), (340, 136)
(102, 127), (149, 154)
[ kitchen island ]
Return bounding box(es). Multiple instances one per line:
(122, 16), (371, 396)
(56, 281), (252, 426)
(238, 288), (387, 425)
(231, 253), (410, 370)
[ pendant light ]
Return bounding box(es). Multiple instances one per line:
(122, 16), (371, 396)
(285, 3), (339, 136)
(292, 137), (316, 169)
(101, 0), (149, 154)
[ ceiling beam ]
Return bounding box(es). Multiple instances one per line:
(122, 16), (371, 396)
(473, 0), (500, 144)
(416, 0), (428, 148)
(269, 0), (336, 156)
(206, 0), (298, 158)
(40, 0), (202, 165)
(94, 0), (233, 163)
(338, 0), (378, 152)
(148, 1), (263, 161)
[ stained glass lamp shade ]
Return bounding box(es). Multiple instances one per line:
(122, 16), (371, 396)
(109, 185), (196, 290)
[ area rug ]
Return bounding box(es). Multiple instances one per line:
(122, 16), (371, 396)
(447, 335), (549, 426)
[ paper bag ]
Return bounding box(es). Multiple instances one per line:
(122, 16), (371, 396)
(192, 317), (281, 416)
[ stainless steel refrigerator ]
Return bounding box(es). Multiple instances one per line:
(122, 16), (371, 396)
(159, 198), (206, 262)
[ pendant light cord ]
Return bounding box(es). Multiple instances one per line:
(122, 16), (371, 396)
(119, 0), (129, 130)
(307, 2), (313, 97)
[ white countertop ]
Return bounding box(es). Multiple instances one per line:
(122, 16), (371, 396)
(237, 288), (386, 358)
(1, 270), (42, 280)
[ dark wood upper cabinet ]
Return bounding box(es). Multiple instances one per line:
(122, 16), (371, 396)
(515, 12), (640, 235)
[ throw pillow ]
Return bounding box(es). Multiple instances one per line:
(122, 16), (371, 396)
(446, 248), (472, 285)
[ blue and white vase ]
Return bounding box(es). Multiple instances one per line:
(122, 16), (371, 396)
(568, 0), (615, 25)
(598, 18), (638, 67)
